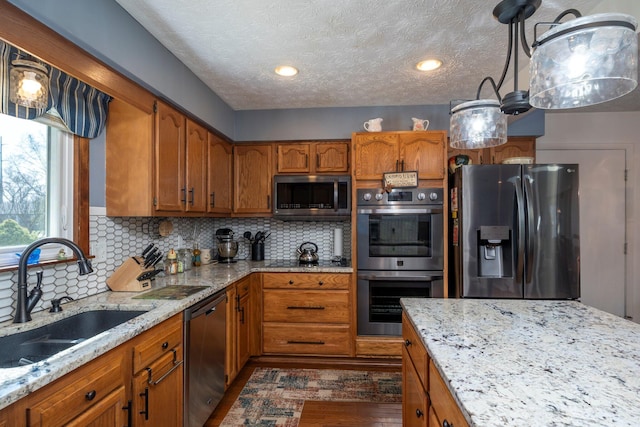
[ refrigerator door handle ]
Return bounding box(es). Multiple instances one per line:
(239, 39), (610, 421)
(523, 175), (535, 284)
(514, 176), (526, 284)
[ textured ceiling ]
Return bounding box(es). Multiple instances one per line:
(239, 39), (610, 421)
(114, 0), (639, 112)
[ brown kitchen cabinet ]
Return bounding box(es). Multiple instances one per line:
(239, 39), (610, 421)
(402, 313), (469, 427)
(207, 132), (233, 214)
(155, 101), (208, 213)
(353, 131), (446, 181)
(262, 272), (352, 356)
(234, 144), (273, 214)
(131, 314), (183, 427)
(447, 136), (535, 166)
(19, 343), (129, 426)
(225, 276), (253, 388)
(276, 141), (349, 174)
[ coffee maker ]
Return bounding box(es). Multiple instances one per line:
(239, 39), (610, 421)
(216, 228), (238, 263)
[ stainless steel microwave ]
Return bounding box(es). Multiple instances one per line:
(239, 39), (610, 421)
(273, 175), (351, 220)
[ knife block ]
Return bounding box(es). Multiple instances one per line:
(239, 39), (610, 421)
(107, 257), (156, 292)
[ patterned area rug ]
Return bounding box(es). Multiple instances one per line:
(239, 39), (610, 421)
(220, 367), (402, 426)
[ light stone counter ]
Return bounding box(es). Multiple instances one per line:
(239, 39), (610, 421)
(0, 260), (352, 410)
(401, 298), (640, 426)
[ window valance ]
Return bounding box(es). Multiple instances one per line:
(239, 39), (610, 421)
(0, 39), (111, 139)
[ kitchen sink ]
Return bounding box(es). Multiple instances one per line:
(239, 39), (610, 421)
(0, 310), (147, 368)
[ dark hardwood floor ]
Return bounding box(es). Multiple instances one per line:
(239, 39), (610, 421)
(205, 356), (403, 427)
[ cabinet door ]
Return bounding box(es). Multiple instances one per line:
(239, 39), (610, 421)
(353, 133), (399, 180)
(133, 346), (183, 427)
(399, 131), (446, 179)
(67, 386), (126, 427)
(185, 120), (208, 212)
(489, 136), (536, 164)
(234, 144), (273, 214)
(155, 101), (186, 212)
(277, 143), (310, 173)
(315, 142), (349, 173)
(402, 348), (428, 427)
(225, 284), (238, 388)
(207, 133), (233, 213)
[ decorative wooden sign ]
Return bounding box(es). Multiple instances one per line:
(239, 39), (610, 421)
(383, 171), (418, 188)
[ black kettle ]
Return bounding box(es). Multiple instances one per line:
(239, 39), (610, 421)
(297, 242), (319, 264)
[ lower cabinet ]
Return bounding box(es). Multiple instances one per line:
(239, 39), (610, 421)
(402, 313), (469, 427)
(225, 275), (254, 388)
(131, 314), (183, 426)
(261, 272), (353, 356)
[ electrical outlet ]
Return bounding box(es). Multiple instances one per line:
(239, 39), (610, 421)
(93, 241), (107, 263)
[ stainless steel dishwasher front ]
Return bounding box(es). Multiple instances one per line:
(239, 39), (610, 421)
(184, 290), (226, 427)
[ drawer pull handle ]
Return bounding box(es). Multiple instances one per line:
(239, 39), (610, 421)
(415, 408), (424, 418)
(85, 390), (97, 401)
(405, 339), (412, 347)
(286, 306), (325, 310)
(287, 340), (325, 345)
(161, 341), (169, 350)
(147, 349), (183, 385)
(139, 387), (149, 420)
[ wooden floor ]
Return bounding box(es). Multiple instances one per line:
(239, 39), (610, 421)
(204, 357), (403, 427)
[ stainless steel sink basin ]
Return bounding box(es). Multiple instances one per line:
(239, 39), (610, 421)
(0, 310), (147, 368)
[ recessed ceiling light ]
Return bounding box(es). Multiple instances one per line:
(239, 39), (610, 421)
(275, 65), (298, 77)
(416, 59), (442, 71)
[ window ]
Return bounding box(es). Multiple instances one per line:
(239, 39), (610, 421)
(0, 113), (73, 266)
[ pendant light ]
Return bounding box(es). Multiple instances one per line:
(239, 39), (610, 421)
(449, 0), (638, 149)
(9, 56), (50, 110)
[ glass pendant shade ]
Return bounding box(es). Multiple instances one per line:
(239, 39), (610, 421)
(9, 59), (49, 109)
(449, 100), (507, 149)
(529, 13), (638, 109)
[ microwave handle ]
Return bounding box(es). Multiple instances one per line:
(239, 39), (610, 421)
(334, 181), (339, 212)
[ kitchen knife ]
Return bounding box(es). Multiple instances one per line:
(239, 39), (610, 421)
(141, 243), (154, 258)
(144, 248), (159, 266)
(147, 252), (163, 268)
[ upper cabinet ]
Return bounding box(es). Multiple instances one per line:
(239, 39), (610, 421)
(276, 141), (349, 174)
(353, 131), (446, 182)
(207, 133), (233, 214)
(155, 102), (208, 213)
(447, 136), (536, 165)
(234, 144), (273, 215)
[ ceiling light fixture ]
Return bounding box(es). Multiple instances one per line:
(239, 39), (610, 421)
(9, 57), (49, 109)
(416, 59), (442, 71)
(275, 65), (298, 77)
(450, 0), (638, 149)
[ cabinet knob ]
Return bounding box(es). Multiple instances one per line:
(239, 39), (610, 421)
(405, 339), (412, 347)
(443, 420), (453, 427)
(162, 341), (169, 349)
(289, 280), (294, 285)
(318, 281), (324, 286)
(85, 390), (97, 401)
(415, 409), (424, 418)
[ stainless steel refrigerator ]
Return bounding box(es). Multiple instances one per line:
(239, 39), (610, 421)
(451, 164), (580, 299)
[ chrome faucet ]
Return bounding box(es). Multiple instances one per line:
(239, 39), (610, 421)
(14, 238), (93, 323)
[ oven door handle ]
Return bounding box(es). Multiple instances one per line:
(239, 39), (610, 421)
(356, 208), (442, 215)
(357, 273), (443, 281)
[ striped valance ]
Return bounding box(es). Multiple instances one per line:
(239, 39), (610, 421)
(0, 39), (111, 139)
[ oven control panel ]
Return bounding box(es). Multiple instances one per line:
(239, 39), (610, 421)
(357, 187), (443, 206)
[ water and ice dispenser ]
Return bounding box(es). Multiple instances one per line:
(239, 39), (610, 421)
(478, 226), (512, 278)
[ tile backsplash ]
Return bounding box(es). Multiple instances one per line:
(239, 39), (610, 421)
(0, 211), (351, 323)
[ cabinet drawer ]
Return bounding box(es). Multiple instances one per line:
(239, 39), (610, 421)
(263, 323), (350, 355)
(262, 272), (350, 289)
(133, 314), (182, 374)
(402, 314), (428, 387)
(429, 360), (469, 427)
(402, 348), (428, 427)
(263, 290), (349, 323)
(27, 349), (124, 427)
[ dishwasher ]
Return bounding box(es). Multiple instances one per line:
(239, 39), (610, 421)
(184, 290), (226, 427)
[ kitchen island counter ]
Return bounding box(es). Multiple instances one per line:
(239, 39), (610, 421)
(0, 260), (351, 410)
(401, 298), (640, 426)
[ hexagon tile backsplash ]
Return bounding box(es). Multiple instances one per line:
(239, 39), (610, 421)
(0, 212), (351, 323)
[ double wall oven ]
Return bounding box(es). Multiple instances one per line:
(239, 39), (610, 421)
(357, 187), (444, 336)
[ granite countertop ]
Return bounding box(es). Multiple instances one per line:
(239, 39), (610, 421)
(0, 260), (352, 410)
(401, 298), (640, 426)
